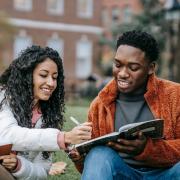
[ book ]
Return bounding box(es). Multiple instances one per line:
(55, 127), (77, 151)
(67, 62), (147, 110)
(75, 119), (164, 155)
(0, 138), (12, 156)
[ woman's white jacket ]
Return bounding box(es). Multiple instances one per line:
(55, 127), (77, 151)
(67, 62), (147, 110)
(0, 92), (61, 179)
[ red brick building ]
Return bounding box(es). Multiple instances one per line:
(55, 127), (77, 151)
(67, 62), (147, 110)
(0, 0), (103, 89)
(101, 0), (142, 28)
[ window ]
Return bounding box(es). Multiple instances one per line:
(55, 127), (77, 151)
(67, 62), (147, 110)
(123, 6), (132, 23)
(13, 31), (32, 58)
(13, 0), (32, 11)
(112, 7), (120, 21)
(47, 0), (64, 15)
(77, 0), (93, 18)
(76, 36), (92, 79)
(47, 33), (64, 59)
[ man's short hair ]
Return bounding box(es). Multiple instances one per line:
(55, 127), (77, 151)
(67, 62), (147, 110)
(117, 30), (159, 62)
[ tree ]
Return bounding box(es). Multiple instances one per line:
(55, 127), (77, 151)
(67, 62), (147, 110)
(99, 0), (180, 82)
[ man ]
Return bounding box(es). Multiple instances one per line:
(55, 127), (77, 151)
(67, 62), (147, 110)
(71, 30), (180, 179)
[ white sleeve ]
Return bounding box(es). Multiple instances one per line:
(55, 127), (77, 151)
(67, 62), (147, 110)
(12, 155), (50, 180)
(0, 103), (60, 151)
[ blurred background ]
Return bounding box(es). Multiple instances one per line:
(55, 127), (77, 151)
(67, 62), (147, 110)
(0, 0), (180, 101)
(0, 1), (179, 179)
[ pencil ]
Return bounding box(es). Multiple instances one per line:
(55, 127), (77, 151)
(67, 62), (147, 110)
(70, 116), (81, 126)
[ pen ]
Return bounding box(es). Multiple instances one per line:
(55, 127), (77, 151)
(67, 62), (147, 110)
(70, 116), (81, 126)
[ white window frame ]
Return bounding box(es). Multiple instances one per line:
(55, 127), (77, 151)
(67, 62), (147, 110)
(13, 31), (32, 59)
(47, 0), (64, 15)
(47, 33), (64, 60)
(77, 0), (93, 19)
(75, 36), (92, 79)
(13, 0), (32, 11)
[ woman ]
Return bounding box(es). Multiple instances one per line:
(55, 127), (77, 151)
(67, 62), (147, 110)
(0, 45), (92, 179)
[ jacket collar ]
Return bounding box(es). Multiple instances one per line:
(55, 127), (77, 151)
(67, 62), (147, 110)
(145, 74), (158, 98)
(98, 74), (158, 107)
(98, 78), (118, 107)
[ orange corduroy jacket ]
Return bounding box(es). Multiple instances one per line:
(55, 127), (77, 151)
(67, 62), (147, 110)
(75, 74), (180, 172)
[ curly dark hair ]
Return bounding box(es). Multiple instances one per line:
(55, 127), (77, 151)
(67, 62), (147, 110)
(117, 30), (159, 62)
(0, 45), (65, 130)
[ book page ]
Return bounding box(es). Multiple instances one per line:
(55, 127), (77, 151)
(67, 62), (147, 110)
(75, 119), (164, 154)
(118, 119), (162, 133)
(75, 131), (119, 147)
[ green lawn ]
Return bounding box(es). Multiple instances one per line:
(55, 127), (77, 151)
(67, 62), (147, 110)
(48, 104), (89, 180)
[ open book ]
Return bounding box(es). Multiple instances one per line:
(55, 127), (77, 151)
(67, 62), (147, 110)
(75, 119), (164, 155)
(0, 138), (12, 156)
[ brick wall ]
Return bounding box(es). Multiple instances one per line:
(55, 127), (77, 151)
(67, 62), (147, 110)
(0, 0), (103, 89)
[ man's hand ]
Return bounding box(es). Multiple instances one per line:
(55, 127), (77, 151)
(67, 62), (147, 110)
(107, 132), (147, 156)
(67, 149), (84, 164)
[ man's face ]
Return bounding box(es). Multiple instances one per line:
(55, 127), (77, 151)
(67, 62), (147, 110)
(113, 45), (155, 93)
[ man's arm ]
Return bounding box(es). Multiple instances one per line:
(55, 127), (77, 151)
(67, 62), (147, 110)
(108, 120), (180, 168)
(134, 137), (180, 167)
(135, 97), (180, 167)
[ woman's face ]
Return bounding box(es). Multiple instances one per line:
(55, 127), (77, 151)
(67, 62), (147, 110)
(33, 58), (58, 104)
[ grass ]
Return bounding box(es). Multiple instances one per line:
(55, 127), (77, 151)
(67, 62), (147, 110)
(47, 104), (90, 180)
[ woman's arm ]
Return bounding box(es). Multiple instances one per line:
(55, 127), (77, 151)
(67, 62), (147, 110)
(0, 103), (92, 152)
(12, 155), (51, 180)
(0, 106), (60, 151)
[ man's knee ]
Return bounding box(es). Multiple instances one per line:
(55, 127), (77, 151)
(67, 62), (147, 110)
(85, 146), (122, 164)
(161, 162), (180, 179)
(84, 145), (130, 173)
(82, 146), (132, 180)
(170, 162), (180, 176)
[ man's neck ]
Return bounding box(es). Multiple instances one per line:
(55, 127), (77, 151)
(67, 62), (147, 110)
(118, 81), (147, 101)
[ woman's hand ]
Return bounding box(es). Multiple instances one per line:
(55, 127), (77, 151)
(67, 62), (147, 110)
(107, 132), (147, 156)
(0, 154), (18, 171)
(64, 122), (92, 145)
